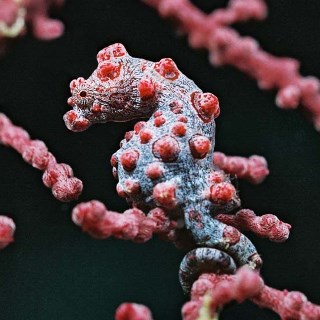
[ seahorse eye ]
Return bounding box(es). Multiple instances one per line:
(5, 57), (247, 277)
(79, 90), (87, 97)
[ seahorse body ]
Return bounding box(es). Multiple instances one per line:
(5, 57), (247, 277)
(64, 43), (261, 293)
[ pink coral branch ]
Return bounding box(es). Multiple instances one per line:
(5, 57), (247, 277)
(251, 285), (320, 320)
(114, 268), (320, 320)
(0, 215), (15, 249)
(182, 267), (320, 320)
(216, 209), (291, 242)
(182, 267), (263, 320)
(115, 303), (154, 320)
(0, 113), (83, 202)
(72, 200), (176, 242)
(142, 0), (320, 130)
(0, 0), (64, 55)
(213, 152), (269, 184)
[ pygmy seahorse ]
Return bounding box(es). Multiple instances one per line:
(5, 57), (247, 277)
(64, 43), (262, 293)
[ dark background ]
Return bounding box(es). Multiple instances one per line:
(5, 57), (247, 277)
(0, 0), (319, 319)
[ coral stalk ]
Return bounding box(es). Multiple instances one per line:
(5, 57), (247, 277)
(72, 200), (176, 242)
(213, 152), (269, 184)
(115, 303), (154, 320)
(142, 0), (320, 130)
(182, 267), (320, 320)
(0, 113), (83, 202)
(216, 209), (291, 242)
(114, 268), (320, 320)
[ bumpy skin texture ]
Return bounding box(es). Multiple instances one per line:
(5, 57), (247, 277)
(64, 43), (262, 292)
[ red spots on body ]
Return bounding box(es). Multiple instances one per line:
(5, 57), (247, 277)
(96, 43), (127, 62)
(154, 111), (162, 117)
(134, 121), (146, 134)
(146, 163), (164, 179)
(208, 171), (225, 184)
(189, 134), (211, 159)
(69, 77), (85, 91)
(177, 115), (188, 123)
(112, 43), (127, 57)
(223, 226), (241, 245)
(191, 92), (220, 122)
(154, 58), (180, 80)
(154, 116), (166, 127)
(139, 129), (153, 144)
(64, 111), (90, 132)
(138, 78), (156, 100)
(110, 154), (118, 167)
(172, 122), (187, 136)
(153, 181), (177, 209)
(120, 149), (140, 171)
(97, 49), (111, 63)
(152, 135), (180, 162)
(210, 182), (236, 204)
(65, 110), (77, 122)
(97, 61), (121, 81)
(124, 179), (141, 195)
(116, 183), (127, 198)
(67, 97), (75, 106)
(91, 102), (102, 113)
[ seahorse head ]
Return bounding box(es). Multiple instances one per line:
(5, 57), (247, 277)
(64, 43), (157, 132)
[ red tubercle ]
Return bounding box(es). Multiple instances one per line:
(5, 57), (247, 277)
(65, 110), (77, 122)
(110, 154), (118, 167)
(154, 115), (166, 127)
(91, 102), (102, 113)
(97, 61), (121, 81)
(146, 163), (164, 179)
(153, 181), (177, 209)
(200, 93), (220, 119)
(120, 149), (140, 171)
(139, 128), (153, 143)
(191, 92), (220, 122)
(69, 77), (85, 91)
(210, 182), (236, 204)
(138, 78), (156, 100)
(70, 118), (90, 132)
(189, 134), (211, 159)
(177, 115), (188, 123)
(154, 58), (180, 80)
(223, 225), (241, 245)
(67, 97), (75, 106)
(172, 122), (187, 136)
(96, 43), (127, 63)
(208, 171), (225, 184)
(124, 179), (141, 195)
(116, 183), (127, 198)
(112, 43), (127, 57)
(152, 135), (180, 162)
(134, 121), (146, 134)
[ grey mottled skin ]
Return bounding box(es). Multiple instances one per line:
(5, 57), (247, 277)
(64, 43), (261, 293)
